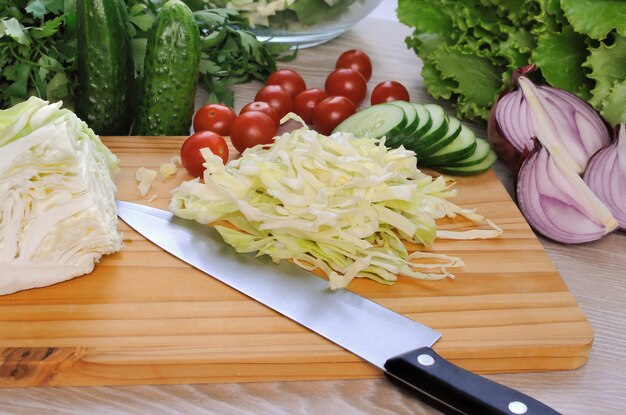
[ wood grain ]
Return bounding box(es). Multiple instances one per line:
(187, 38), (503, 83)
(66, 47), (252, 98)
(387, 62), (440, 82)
(0, 135), (592, 386)
(0, 14), (624, 415)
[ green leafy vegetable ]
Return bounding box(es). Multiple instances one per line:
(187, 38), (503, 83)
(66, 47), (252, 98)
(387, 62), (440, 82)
(170, 125), (501, 289)
(398, 0), (626, 126)
(1, 0), (290, 111)
(0, 0), (76, 109)
(189, 8), (294, 106)
(0, 97), (122, 295)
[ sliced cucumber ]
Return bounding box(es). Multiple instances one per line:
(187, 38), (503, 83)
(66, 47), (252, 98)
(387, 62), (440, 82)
(435, 149), (497, 176)
(389, 101), (418, 131)
(419, 104), (449, 145)
(404, 104), (449, 158)
(421, 125), (477, 166)
(333, 103), (406, 139)
(386, 101), (418, 147)
(422, 115), (462, 156)
(411, 103), (432, 137)
(447, 138), (492, 167)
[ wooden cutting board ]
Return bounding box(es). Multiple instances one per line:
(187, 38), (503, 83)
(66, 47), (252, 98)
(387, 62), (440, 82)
(0, 136), (593, 387)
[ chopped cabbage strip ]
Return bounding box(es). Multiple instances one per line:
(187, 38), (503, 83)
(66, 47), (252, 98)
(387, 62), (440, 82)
(0, 97), (122, 295)
(136, 167), (157, 197)
(170, 127), (501, 289)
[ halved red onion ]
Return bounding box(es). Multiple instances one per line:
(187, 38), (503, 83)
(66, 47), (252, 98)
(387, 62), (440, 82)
(488, 68), (610, 173)
(584, 124), (626, 230)
(517, 145), (618, 244)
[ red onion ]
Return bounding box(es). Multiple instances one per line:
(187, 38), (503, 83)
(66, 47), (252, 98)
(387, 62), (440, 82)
(517, 145), (618, 244)
(488, 66), (610, 173)
(584, 124), (626, 230)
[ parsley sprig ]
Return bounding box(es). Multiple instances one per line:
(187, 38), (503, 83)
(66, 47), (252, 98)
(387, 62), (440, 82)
(0, 0), (77, 108)
(0, 0), (293, 110)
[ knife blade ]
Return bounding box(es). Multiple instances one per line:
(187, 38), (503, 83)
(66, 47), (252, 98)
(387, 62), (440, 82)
(116, 200), (560, 415)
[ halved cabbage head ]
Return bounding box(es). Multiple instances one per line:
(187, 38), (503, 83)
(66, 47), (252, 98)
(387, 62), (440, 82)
(0, 97), (122, 295)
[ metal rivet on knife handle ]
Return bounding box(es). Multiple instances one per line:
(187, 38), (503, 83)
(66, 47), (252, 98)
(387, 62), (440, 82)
(509, 401), (529, 414)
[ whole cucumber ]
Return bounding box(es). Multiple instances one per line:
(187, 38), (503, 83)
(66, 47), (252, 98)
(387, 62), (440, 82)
(135, 0), (201, 136)
(76, 0), (134, 135)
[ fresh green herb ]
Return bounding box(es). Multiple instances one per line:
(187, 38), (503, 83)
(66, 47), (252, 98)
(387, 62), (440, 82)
(193, 8), (295, 106)
(398, 0), (626, 126)
(1, 0), (291, 111)
(0, 0), (77, 109)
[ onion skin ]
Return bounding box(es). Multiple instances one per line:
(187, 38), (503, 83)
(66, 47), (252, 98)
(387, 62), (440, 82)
(517, 145), (618, 244)
(488, 96), (527, 172)
(488, 69), (610, 173)
(584, 124), (626, 230)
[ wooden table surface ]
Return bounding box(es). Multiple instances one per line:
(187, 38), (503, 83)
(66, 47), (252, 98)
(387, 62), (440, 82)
(1, 17), (625, 415)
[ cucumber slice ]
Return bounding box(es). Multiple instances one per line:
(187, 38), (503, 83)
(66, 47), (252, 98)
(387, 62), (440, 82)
(422, 116), (462, 156)
(447, 138), (492, 167)
(421, 125), (477, 166)
(389, 101), (418, 131)
(435, 149), (497, 176)
(386, 101), (418, 148)
(411, 103), (432, 137)
(404, 104), (448, 158)
(333, 103), (406, 139)
(419, 104), (449, 145)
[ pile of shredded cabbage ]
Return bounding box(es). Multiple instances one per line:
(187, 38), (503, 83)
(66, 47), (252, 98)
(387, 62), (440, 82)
(170, 125), (501, 289)
(0, 97), (122, 295)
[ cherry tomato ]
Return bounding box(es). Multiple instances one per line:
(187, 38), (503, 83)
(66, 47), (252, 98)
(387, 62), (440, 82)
(312, 96), (357, 136)
(293, 88), (328, 124)
(240, 101), (280, 127)
(266, 69), (306, 98)
(324, 68), (367, 107)
(371, 80), (410, 105)
(230, 111), (278, 153)
(335, 49), (372, 81)
(254, 85), (293, 119)
(192, 104), (237, 136)
(180, 131), (229, 177)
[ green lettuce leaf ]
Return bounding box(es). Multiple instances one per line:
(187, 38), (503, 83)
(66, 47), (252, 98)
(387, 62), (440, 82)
(421, 60), (454, 99)
(533, 26), (589, 93)
(430, 46), (503, 120)
(560, 0), (626, 40)
(397, 0), (454, 39)
(584, 35), (626, 108)
(600, 79), (626, 125)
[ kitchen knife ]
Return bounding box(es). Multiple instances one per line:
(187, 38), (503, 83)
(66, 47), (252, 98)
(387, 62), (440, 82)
(116, 200), (560, 415)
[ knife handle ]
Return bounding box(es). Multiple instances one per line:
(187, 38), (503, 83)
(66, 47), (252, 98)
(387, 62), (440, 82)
(384, 347), (560, 415)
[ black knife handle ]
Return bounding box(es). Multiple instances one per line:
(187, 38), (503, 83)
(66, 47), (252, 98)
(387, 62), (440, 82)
(384, 347), (560, 415)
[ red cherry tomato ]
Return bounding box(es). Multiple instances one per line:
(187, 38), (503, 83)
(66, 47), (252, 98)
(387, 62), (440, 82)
(254, 85), (293, 119)
(229, 111), (278, 153)
(335, 49), (372, 81)
(293, 88), (328, 124)
(371, 81), (410, 105)
(192, 104), (237, 136)
(180, 131), (229, 177)
(266, 69), (307, 98)
(240, 101), (280, 127)
(312, 96), (357, 136)
(324, 68), (367, 107)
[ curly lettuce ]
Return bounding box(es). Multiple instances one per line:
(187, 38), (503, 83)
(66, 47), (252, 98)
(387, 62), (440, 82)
(398, 0), (626, 126)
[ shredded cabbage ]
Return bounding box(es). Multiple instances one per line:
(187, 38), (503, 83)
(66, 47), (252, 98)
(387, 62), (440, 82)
(170, 126), (501, 289)
(0, 97), (122, 295)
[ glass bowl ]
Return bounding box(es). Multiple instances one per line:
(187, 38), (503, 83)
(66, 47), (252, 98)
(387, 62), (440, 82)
(234, 0), (384, 48)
